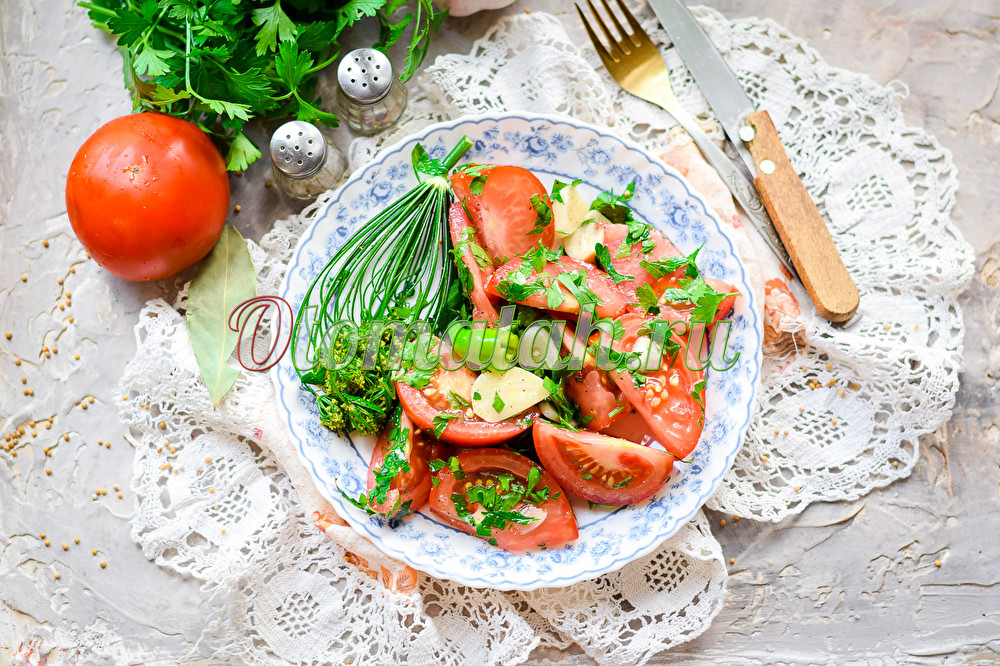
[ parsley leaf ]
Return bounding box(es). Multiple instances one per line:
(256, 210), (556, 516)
(595, 244), (633, 283)
(432, 412), (459, 438)
(527, 194), (553, 235)
(339, 407), (413, 518)
(429, 456), (465, 479)
(550, 178), (582, 204)
(591, 181), (635, 225)
(449, 391), (472, 410)
(635, 283), (661, 315)
(691, 378), (707, 410)
(616, 219), (656, 257)
(224, 131), (262, 171)
(556, 271), (599, 311)
(469, 174), (487, 195)
(85, 0), (446, 170)
(640, 244), (703, 279)
(494, 262), (546, 302)
(544, 280), (565, 310)
(492, 392), (505, 413)
(448, 460), (557, 540)
(251, 1), (296, 55)
(662, 276), (737, 324)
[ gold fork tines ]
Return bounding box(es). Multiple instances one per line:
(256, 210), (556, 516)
(575, 0), (681, 110)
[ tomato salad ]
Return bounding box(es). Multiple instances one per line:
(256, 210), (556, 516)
(335, 164), (739, 551)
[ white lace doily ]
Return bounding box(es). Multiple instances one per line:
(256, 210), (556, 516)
(113, 7), (972, 664)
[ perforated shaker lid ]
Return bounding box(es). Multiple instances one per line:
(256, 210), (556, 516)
(269, 121), (327, 179)
(337, 48), (393, 105)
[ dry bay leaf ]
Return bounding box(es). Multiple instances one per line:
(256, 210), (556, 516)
(187, 226), (257, 407)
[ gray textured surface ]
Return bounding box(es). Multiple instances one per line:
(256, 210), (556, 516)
(1, 0), (998, 663)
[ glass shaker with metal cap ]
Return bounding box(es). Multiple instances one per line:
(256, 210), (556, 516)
(269, 120), (346, 200)
(337, 48), (408, 135)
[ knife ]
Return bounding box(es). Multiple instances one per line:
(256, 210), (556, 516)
(648, 0), (860, 323)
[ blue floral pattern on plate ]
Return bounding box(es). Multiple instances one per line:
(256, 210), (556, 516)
(273, 113), (762, 591)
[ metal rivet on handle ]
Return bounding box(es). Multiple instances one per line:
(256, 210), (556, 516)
(738, 125), (756, 142)
(759, 159), (776, 175)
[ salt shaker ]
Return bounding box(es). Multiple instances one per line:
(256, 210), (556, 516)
(336, 48), (408, 135)
(269, 121), (346, 201)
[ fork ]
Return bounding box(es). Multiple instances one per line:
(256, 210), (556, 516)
(576, 0), (797, 278)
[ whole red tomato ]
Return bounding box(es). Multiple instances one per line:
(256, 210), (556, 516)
(65, 113), (230, 281)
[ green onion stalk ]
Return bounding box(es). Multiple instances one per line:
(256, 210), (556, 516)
(292, 137), (473, 435)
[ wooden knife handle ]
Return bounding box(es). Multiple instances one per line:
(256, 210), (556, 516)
(745, 110), (859, 322)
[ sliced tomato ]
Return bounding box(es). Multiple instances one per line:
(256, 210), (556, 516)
(599, 409), (657, 446)
(448, 202), (498, 324)
(366, 410), (441, 517)
(533, 420), (673, 505)
(596, 223), (681, 302)
(450, 166), (551, 261)
(485, 255), (627, 319)
(607, 313), (705, 459)
(428, 448), (578, 550)
(564, 366), (630, 431)
(656, 275), (739, 327)
(396, 364), (534, 446)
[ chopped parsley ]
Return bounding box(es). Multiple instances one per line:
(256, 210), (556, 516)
(541, 376), (579, 429)
(429, 455), (465, 479)
(640, 244), (703, 280)
(449, 462), (558, 539)
(591, 181), (636, 225)
(617, 219), (656, 257)
(453, 225), (493, 270)
(527, 193), (553, 235)
(691, 378), (707, 410)
(339, 407), (413, 519)
(469, 174), (488, 195)
(432, 412), (459, 438)
(492, 392), (506, 413)
(550, 178), (582, 203)
(544, 280), (565, 309)
(662, 276), (737, 324)
(494, 262), (546, 302)
(635, 283), (661, 315)
(449, 391), (472, 410)
(556, 271), (599, 310)
(595, 244), (633, 284)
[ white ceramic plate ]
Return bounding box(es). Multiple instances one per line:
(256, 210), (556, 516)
(274, 112), (762, 590)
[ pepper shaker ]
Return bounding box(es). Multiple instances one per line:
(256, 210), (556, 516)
(269, 121), (346, 201)
(337, 48), (408, 135)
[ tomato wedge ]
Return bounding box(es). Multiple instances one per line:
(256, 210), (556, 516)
(486, 255), (627, 319)
(656, 274), (739, 327)
(428, 448), (578, 550)
(533, 420), (673, 505)
(596, 224), (737, 325)
(448, 202), (498, 324)
(596, 223), (681, 302)
(395, 365), (534, 446)
(607, 313), (705, 459)
(450, 166), (551, 261)
(365, 410), (445, 517)
(564, 366), (630, 431)
(599, 409), (657, 446)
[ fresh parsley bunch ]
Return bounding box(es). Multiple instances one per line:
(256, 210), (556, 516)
(81, 0), (446, 170)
